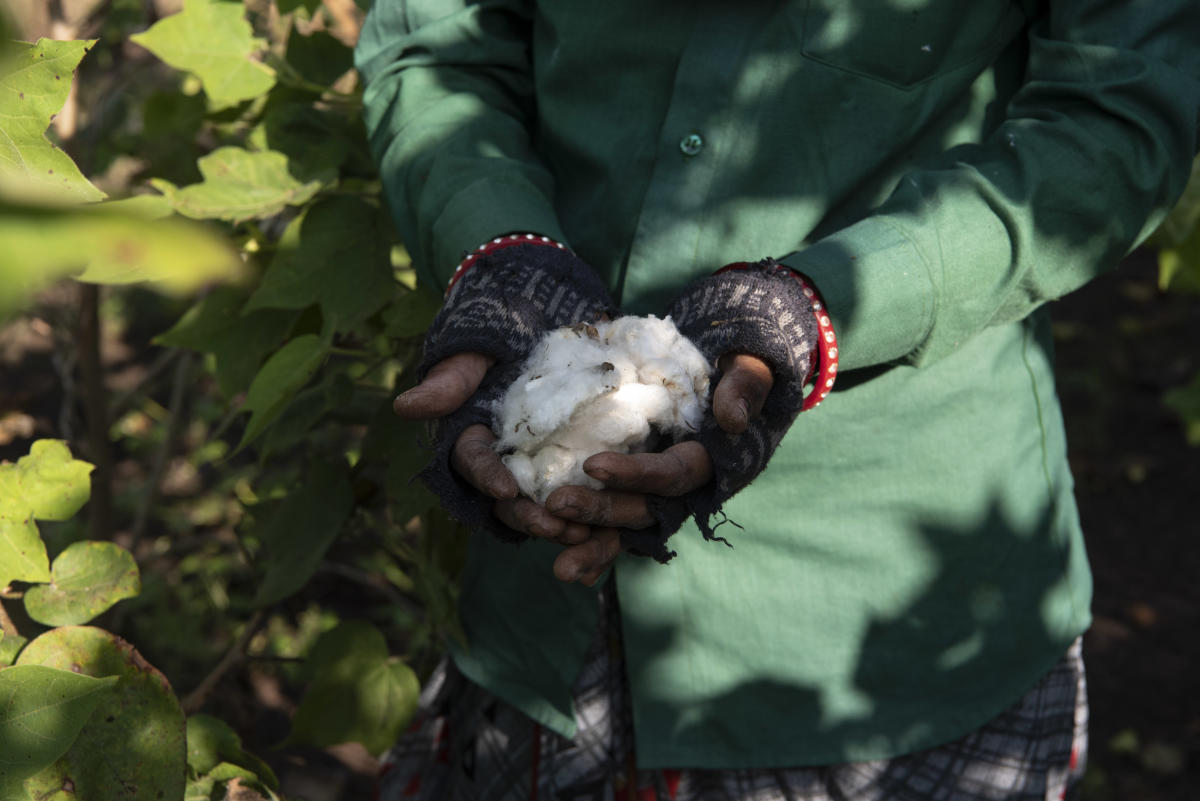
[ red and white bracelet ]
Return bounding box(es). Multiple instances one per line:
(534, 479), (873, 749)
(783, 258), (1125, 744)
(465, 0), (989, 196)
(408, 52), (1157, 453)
(717, 261), (838, 411)
(446, 233), (571, 297)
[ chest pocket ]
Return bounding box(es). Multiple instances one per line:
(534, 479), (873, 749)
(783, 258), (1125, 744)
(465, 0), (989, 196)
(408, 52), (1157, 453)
(786, 0), (1020, 89)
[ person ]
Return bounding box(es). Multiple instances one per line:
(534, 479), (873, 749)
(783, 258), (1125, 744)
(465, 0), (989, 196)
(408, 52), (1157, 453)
(355, 2), (1200, 798)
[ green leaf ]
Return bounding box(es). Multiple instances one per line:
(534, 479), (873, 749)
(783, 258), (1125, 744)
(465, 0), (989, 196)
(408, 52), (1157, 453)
(1157, 221), (1200, 294)
(0, 440), (92, 521)
(186, 714), (278, 790)
(0, 200), (245, 321)
(0, 39), (105, 204)
(24, 541), (141, 627)
(287, 622), (419, 754)
(16, 626), (186, 801)
(362, 400), (439, 522)
(382, 288), (440, 339)
(0, 506), (50, 590)
(0, 634), (28, 668)
(154, 288), (300, 398)
(129, 0), (276, 108)
(0, 440), (92, 589)
(277, 0), (323, 15)
(151, 146), (327, 223)
(1149, 155), (1200, 250)
(0, 665), (117, 789)
(237, 333), (329, 449)
(260, 371), (355, 457)
(252, 460), (353, 607)
(1164, 371), (1200, 446)
(245, 197), (397, 325)
(284, 30), (354, 87)
(250, 99), (358, 182)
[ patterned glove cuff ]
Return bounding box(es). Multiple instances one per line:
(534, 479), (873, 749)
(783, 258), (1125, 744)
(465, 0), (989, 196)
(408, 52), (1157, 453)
(446, 233), (572, 296)
(715, 260), (838, 410)
(419, 236), (615, 378)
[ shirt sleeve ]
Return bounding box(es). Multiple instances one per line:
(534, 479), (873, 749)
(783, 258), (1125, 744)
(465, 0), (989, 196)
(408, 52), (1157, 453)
(355, 0), (566, 290)
(782, 0), (1200, 372)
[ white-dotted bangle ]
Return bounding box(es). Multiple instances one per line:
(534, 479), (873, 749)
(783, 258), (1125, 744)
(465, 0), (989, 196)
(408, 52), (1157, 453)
(445, 233), (570, 297)
(715, 260), (839, 411)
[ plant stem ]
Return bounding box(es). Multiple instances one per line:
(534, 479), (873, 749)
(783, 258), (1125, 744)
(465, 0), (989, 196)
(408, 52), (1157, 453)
(181, 609), (266, 715)
(0, 599), (18, 638)
(78, 283), (114, 541)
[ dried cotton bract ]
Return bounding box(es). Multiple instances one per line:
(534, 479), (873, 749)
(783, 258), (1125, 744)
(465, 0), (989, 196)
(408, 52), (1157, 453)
(494, 316), (712, 503)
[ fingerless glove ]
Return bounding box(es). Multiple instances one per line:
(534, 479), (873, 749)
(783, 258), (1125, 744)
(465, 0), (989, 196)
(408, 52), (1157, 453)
(417, 238), (615, 542)
(633, 259), (823, 558)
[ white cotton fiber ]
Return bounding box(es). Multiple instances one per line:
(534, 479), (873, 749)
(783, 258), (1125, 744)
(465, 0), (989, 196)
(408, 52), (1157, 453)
(493, 316), (711, 503)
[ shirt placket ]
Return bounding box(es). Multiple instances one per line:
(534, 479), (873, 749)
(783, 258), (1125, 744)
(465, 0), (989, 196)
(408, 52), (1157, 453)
(618, 8), (761, 314)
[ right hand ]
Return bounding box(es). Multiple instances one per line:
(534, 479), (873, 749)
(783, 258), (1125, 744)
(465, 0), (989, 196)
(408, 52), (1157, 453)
(395, 351), (614, 583)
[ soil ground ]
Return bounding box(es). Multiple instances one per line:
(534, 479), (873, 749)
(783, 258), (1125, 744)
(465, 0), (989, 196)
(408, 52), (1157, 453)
(1053, 248), (1199, 801)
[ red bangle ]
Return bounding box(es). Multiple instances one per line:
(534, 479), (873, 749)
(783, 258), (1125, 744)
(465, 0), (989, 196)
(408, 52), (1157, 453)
(446, 233), (571, 297)
(716, 261), (838, 411)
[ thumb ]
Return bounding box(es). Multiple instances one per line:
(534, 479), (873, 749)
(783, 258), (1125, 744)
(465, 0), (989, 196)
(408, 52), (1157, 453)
(393, 352), (494, 419)
(712, 353), (774, 434)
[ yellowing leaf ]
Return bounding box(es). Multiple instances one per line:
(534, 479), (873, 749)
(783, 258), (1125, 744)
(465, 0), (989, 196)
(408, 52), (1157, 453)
(0, 201), (244, 320)
(24, 541), (141, 627)
(151, 147), (327, 223)
(0, 39), (105, 204)
(130, 0), (276, 108)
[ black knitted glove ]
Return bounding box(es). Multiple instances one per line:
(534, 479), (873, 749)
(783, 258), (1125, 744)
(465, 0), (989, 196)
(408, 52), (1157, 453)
(416, 240), (615, 543)
(631, 259), (820, 557)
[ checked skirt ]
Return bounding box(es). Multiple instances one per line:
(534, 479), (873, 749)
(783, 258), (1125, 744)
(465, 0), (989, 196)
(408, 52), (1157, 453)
(377, 585), (1087, 801)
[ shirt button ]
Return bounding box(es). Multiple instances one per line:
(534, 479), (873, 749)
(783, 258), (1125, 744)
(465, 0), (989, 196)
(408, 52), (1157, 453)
(679, 133), (704, 157)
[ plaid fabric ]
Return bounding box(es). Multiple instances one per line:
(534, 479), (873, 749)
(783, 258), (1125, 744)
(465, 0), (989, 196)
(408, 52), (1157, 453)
(377, 588), (1087, 801)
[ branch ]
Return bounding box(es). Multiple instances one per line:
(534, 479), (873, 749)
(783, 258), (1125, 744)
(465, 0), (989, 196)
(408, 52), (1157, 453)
(0, 599), (18, 638)
(77, 284), (114, 541)
(130, 353), (193, 545)
(181, 609), (266, 715)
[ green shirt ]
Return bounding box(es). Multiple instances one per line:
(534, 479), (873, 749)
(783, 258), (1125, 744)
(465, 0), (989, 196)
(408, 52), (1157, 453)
(356, 0), (1200, 768)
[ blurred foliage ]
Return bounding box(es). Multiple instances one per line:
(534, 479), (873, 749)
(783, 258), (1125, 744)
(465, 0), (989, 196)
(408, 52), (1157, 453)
(0, 0), (462, 797)
(1151, 155), (1200, 444)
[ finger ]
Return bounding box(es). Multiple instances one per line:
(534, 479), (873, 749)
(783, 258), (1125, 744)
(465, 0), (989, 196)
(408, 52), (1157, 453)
(553, 528), (622, 584)
(393, 352), (494, 419)
(581, 441), (712, 497)
(544, 485), (656, 529)
(494, 496), (587, 541)
(713, 353), (774, 433)
(451, 424), (518, 499)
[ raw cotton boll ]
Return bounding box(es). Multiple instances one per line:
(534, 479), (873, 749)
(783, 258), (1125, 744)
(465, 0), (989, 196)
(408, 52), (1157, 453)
(493, 317), (712, 503)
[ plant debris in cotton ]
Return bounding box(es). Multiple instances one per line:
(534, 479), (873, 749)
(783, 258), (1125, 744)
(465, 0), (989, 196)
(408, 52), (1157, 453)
(493, 316), (712, 503)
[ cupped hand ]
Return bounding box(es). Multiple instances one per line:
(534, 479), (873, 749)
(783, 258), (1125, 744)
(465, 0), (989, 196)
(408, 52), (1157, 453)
(394, 352), (595, 548)
(543, 353), (774, 580)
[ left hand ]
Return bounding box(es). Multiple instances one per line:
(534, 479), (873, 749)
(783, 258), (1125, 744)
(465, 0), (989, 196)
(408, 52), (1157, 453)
(545, 353), (774, 582)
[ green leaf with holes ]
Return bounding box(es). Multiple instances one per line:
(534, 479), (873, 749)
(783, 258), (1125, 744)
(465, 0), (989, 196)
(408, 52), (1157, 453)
(24, 542), (141, 627)
(0, 665), (117, 792)
(130, 0), (276, 108)
(150, 147), (327, 223)
(16, 627), (186, 801)
(0, 38), (105, 204)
